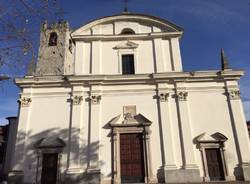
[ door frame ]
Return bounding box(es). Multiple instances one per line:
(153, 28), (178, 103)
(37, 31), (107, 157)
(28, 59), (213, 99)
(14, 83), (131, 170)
(111, 125), (153, 184)
(205, 148), (225, 181)
(40, 152), (59, 184)
(195, 132), (229, 182)
(34, 137), (65, 184)
(120, 133), (145, 183)
(36, 148), (63, 184)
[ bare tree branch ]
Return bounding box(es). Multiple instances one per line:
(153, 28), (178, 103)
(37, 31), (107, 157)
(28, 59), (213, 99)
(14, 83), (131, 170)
(0, 0), (64, 76)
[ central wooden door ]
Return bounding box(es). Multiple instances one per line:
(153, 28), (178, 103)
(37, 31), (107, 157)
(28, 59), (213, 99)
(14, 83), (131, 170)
(41, 153), (58, 184)
(205, 148), (225, 181)
(120, 133), (145, 183)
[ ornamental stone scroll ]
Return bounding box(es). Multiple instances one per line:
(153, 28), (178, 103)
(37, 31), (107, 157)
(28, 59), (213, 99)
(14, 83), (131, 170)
(158, 93), (170, 102)
(89, 95), (102, 105)
(228, 89), (240, 100)
(71, 95), (83, 105)
(177, 91), (188, 101)
(18, 97), (32, 107)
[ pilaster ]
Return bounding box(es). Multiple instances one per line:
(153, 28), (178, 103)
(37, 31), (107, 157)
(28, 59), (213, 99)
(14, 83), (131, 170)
(74, 42), (84, 75)
(176, 90), (197, 168)
(92, 41), (102, 74)
(226, 82), (250, 181)
(157, 90), (177, 167)
(174, 84), (201, 182)
(153, 38), (166, 72)
(87, 86), (102, 171)
(170, 37), (183, 71)
(67, 86), (84, 172)
(10, 93), (32, 183)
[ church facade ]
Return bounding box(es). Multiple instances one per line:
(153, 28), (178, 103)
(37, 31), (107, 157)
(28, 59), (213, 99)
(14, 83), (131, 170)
(9, 13), (250, 184)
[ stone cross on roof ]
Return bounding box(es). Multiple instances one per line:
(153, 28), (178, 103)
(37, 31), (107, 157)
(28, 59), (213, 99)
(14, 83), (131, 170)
(123, 0), (128, 13)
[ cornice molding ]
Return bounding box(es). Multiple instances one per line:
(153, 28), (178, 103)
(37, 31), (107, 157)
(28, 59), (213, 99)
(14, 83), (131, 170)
(15, 70), (244, 88)
(72, 32), (183, 41)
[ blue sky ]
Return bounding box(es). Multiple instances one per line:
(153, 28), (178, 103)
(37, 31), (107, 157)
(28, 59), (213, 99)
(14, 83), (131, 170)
(0, 0), (250, 124)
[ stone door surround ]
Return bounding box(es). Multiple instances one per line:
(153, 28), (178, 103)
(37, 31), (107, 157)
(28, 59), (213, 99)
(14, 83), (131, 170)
(109, 113), (153, 184)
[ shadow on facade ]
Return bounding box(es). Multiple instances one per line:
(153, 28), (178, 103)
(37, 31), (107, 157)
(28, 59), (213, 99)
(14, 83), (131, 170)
(9, 127), (104, 184)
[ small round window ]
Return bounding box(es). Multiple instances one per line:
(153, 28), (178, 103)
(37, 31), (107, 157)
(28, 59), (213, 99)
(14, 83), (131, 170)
(120, 28), (135, 35)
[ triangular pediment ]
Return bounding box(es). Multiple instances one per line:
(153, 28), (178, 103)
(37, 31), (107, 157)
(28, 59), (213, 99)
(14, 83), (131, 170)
(35, 137), (66, 149)
(194, 132), (228, 143)
(113, 41), (138, 50)
(109, 113), (152, 127)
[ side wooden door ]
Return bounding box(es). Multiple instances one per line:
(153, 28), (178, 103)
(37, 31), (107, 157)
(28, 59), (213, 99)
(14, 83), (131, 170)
(205, 148), (225, 181)
(120, 133), (145, 183)
(41, 153), (58, 184)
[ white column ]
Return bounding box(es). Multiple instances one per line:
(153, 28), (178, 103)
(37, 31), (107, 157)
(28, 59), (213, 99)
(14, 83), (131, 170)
(153, 38), (166, 72)
(67, 86), (84, 172)
(176, 90), (197, 169)
(226, 85), (250, 180)
(91, 41), (102, 74)
(170, 37), (183, 71)
(158, 91), (177, 169)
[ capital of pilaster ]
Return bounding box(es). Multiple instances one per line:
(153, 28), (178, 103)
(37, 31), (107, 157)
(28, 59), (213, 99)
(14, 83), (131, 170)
(228, 89), (240, 100)
(177, 91), (188, 101)
(158, 93), (170, 102)
(71, 95), (83, 105)
(89, 95), (102, 105)
(18, 97), (32, 107)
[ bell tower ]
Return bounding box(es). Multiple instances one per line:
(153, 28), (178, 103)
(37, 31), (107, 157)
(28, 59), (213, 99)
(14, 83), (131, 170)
(35, 21), (73, 76)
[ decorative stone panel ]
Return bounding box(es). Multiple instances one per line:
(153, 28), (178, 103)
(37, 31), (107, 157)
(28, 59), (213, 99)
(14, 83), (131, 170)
(18, 97), (32, 107)
(89, 95), (102, 105)
(159, 93), (170, 102)
(177, 91), (188, 101)
(228, 89), (240, 100)
(71, 95), (83, 105)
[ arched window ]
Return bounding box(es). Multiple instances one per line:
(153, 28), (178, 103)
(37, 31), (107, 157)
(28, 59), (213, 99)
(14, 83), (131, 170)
(120, 28), (135, 35)
(49, 32), (58, 46)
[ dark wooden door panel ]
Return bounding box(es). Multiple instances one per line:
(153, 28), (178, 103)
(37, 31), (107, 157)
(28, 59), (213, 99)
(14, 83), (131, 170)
(205, 149), (225, 181)
(120, 133), (145, 183)
(41, 153), (58, 184)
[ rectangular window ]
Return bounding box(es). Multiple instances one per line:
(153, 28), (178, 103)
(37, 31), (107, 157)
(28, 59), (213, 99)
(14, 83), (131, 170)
(122, 54), (135, 74)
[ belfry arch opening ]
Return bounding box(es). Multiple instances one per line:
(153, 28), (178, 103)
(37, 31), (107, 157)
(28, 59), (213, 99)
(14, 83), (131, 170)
(49, 32), (58, 46)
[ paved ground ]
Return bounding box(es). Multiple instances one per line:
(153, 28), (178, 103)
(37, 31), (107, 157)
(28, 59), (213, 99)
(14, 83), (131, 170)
(134, 182), (250, 184)
(153, 182), (250, 184)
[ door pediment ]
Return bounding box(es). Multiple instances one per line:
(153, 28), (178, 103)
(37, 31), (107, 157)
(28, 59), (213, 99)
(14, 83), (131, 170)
(109, 113), (152, 127)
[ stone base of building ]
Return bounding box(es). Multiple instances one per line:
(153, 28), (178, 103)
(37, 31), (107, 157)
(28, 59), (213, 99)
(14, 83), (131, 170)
(164, 168), (202, 183)
(241, 163), (250, 181)
(8, 171), (24, 184)
(65, 168), (101, 184)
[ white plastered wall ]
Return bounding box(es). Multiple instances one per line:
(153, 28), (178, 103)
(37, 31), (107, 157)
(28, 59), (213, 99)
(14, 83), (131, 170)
(187, 82), (239, 178)
(20, 87), (71, 183)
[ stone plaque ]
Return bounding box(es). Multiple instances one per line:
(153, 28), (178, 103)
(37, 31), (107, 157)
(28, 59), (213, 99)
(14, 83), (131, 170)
(123, 105), (136, 121)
